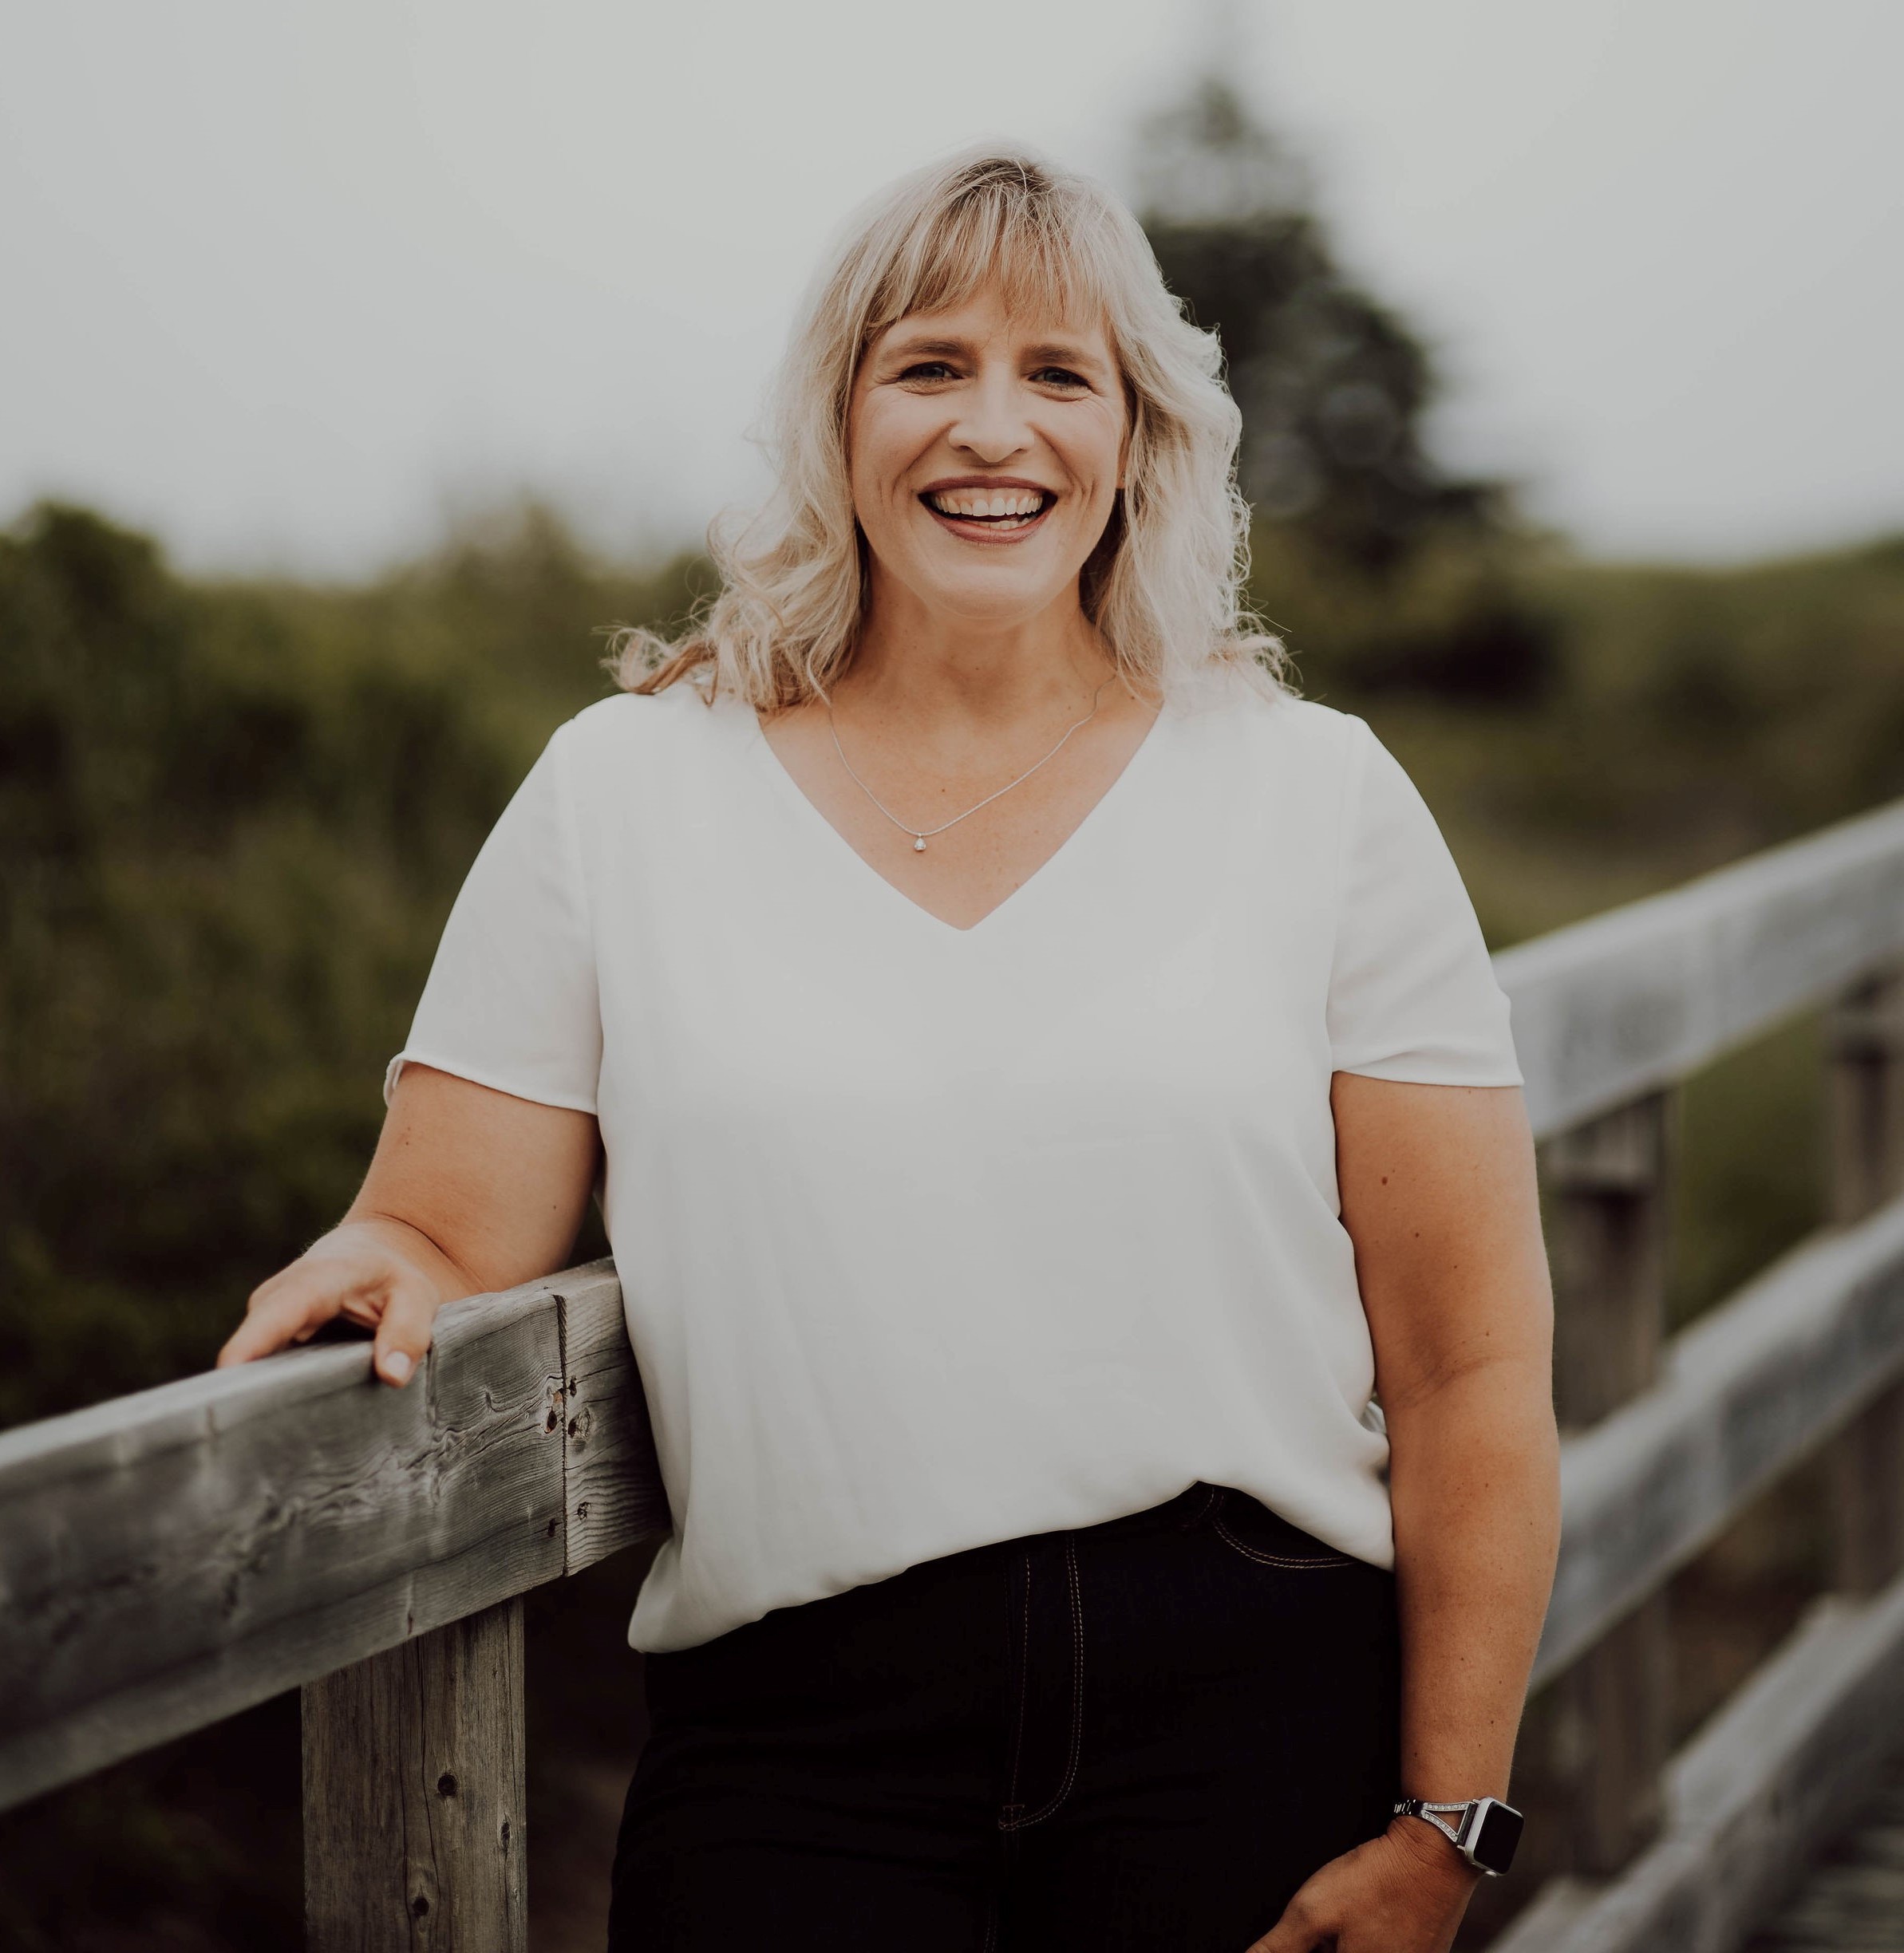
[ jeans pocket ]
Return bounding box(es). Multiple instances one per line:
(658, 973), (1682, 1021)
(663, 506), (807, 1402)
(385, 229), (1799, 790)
(1207, 1489), (1357, 1569)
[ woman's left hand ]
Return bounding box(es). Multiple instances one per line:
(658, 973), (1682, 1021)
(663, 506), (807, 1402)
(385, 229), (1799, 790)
(1246, 1817), (1479, 1952)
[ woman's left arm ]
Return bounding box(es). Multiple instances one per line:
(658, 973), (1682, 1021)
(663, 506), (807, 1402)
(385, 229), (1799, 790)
(1254, 1075), (1562, 1953)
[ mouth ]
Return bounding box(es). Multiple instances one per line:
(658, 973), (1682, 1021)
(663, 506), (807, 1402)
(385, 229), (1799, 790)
(918, 483), (1056, 541)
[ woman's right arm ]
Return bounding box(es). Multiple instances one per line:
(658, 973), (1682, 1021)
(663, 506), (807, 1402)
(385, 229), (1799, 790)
(217, 1063), (602, 1387)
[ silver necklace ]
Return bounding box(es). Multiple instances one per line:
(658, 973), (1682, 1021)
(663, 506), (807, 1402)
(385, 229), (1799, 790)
(827, 679), (1112, 853)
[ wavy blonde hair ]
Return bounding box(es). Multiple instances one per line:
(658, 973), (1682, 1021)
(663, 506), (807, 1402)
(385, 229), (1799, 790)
(610, 144), (1285, 706)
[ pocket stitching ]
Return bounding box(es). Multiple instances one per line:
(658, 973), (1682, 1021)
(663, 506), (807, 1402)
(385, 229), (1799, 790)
(1000, 1536), (1086, 1831)
(1211, 1513), (1355, 1570)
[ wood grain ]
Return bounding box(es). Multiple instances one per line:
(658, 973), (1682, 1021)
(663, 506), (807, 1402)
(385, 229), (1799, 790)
(0, 1285), (566, 1810)
(553, 1264), (671, 1574)
(0, 1264), (674, 1814)
(303, 1597), (526, 1953)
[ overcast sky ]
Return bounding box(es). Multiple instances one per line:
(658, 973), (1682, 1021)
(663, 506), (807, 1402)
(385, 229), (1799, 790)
(3, 0), (1900, 574)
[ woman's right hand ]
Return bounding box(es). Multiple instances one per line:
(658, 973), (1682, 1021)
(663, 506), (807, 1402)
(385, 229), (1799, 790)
(215, 1063), (602, 1389)
(216, 1221), (452, 1387)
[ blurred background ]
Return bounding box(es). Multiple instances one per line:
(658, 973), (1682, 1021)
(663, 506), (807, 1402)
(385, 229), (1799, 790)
(3, 1), (1903, 1946)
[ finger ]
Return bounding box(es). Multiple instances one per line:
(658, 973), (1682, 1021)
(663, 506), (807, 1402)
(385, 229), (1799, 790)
(216, 1265), (349, 1368)
(369, 1276), (441, 1388)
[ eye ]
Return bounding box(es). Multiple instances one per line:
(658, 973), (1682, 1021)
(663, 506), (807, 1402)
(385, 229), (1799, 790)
(1030, 365), (1091, 391)
(896, 361), (958, 383)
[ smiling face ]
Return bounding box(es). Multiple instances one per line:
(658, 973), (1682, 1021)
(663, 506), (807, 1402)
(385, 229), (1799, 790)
(847, 285), (1128, 636)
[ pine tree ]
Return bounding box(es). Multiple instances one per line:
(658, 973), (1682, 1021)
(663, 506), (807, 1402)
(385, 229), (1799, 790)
(1138, 77), (1501, 574)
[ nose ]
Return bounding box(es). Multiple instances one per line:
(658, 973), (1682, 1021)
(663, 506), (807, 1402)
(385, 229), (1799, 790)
(948, 368), (1032, 467)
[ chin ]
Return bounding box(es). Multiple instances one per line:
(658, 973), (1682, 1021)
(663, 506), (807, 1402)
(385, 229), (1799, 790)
(917, 574), (1070, 629)
(908, 544), (1080, 618)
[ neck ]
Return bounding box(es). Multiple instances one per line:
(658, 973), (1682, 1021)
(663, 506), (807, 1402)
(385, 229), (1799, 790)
(840, 572), (1118, 732)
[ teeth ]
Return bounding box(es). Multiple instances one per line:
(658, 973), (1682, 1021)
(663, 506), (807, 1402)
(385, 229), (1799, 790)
(927, 490), (1047, 519)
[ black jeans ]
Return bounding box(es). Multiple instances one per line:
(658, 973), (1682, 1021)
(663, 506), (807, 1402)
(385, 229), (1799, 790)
(607, 1482), (1400, 1951)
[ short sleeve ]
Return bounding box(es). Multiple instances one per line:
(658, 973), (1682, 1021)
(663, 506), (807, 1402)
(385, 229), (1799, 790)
(1326, 717), (1521, 1087)
(384, 719), (602, 1114)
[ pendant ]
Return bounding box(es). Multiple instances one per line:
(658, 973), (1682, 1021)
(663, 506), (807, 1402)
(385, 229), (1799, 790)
(913, 835), (927, 852)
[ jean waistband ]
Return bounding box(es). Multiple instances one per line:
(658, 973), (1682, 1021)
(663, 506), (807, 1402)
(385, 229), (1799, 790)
(1069, 1480), (1222, 1543)
(1065, 1482), (1349, 1565)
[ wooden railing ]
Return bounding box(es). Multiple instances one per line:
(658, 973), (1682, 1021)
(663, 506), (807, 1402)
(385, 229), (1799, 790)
(4, 798), (1903, 1952)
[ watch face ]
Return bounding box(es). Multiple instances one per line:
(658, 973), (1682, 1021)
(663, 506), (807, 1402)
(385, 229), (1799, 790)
(1468, 1801), (1524, 1876)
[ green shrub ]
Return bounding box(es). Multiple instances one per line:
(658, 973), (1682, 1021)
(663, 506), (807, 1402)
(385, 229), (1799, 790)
(0, 503), (691, 1426)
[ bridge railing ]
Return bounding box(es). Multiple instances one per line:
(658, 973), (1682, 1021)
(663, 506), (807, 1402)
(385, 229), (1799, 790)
(3, 798), (1903, 1952)
(1492, 795), (1904, 1951)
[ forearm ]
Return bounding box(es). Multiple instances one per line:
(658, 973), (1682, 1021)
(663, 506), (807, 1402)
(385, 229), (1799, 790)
(1385, 1357), (1560, 1803)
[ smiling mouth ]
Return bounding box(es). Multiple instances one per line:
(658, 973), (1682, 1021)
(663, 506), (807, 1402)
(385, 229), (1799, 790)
(920, 487), (1055, 536)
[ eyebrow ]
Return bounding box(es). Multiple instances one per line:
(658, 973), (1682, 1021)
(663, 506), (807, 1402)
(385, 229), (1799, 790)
(1024, 339), (1108, 373)
(881, 335), (970, 361)
(876, 332), (1111, 373)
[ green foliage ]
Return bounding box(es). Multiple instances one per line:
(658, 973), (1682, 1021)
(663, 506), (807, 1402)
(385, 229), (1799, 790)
(1271, 528), (1904, 948)
(0, 502), (693, 1428)
(1250, 522), (1562, 712)
(1517, 541), (1904, 850)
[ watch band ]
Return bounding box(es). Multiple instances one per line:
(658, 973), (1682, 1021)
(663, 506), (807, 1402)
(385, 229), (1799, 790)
(1392, 1796), (1524, 1876)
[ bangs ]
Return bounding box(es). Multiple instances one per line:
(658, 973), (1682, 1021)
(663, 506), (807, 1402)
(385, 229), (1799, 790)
(860, 159), (1113, 343)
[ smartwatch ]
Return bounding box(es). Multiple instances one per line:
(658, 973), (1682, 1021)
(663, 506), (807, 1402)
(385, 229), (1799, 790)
(1392, 1797), (1524, 1876)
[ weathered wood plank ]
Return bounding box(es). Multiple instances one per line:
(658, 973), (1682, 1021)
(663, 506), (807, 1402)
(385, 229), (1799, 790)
(0, 1286), (566, 1812)
(1538, 1194), (1904, 1689)
(0, 1262), (673, 1815)
(1546, 1091), (1677, 1431)
(1826, 969), (1904, 1229)
(1548, 1596), (1673, 1876)
(554, 1263), (671, 1574)
(303, 1596), (526, 1953)
(1495, 799), (1904, 1141)
(1541, 1092), (1677, 1873)
(1489, 1568), (1904, 1953)
(1824, 967), (1904, 1598)
(1827, 1377), (1904, 1599)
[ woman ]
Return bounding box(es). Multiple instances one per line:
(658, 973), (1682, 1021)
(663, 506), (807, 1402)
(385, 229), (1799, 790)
(219, 149), (1559, 1952)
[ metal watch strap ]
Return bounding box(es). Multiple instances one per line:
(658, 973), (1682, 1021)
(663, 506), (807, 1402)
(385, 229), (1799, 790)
(1392, 1797), (1523, 1876)
(1393, 1797), (1468, 1852)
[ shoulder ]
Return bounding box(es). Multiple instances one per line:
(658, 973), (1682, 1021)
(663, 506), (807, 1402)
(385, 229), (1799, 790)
(1169, 673), (1370, 778)
(554, 682), (739, 778)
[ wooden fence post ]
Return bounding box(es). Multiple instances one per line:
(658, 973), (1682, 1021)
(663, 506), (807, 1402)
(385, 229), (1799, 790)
(1826, 968), (1904, 1596)
(303, 1596), (527, 1953)
(1542, 1091), (1676, 1875)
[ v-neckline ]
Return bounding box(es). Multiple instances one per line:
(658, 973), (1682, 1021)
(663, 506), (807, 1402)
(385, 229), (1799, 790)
(742, 694), (1174, 937)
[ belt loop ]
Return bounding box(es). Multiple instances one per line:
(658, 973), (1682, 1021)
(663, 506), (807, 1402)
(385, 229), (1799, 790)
(1179, 1483), (1223, 1532)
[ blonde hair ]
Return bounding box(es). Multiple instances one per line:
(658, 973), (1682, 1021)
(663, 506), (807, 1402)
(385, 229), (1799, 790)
(610, 144), (1286, 706)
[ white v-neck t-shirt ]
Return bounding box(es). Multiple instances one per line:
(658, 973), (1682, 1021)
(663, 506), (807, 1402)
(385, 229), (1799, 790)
(388, 675), (1522, 1652)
